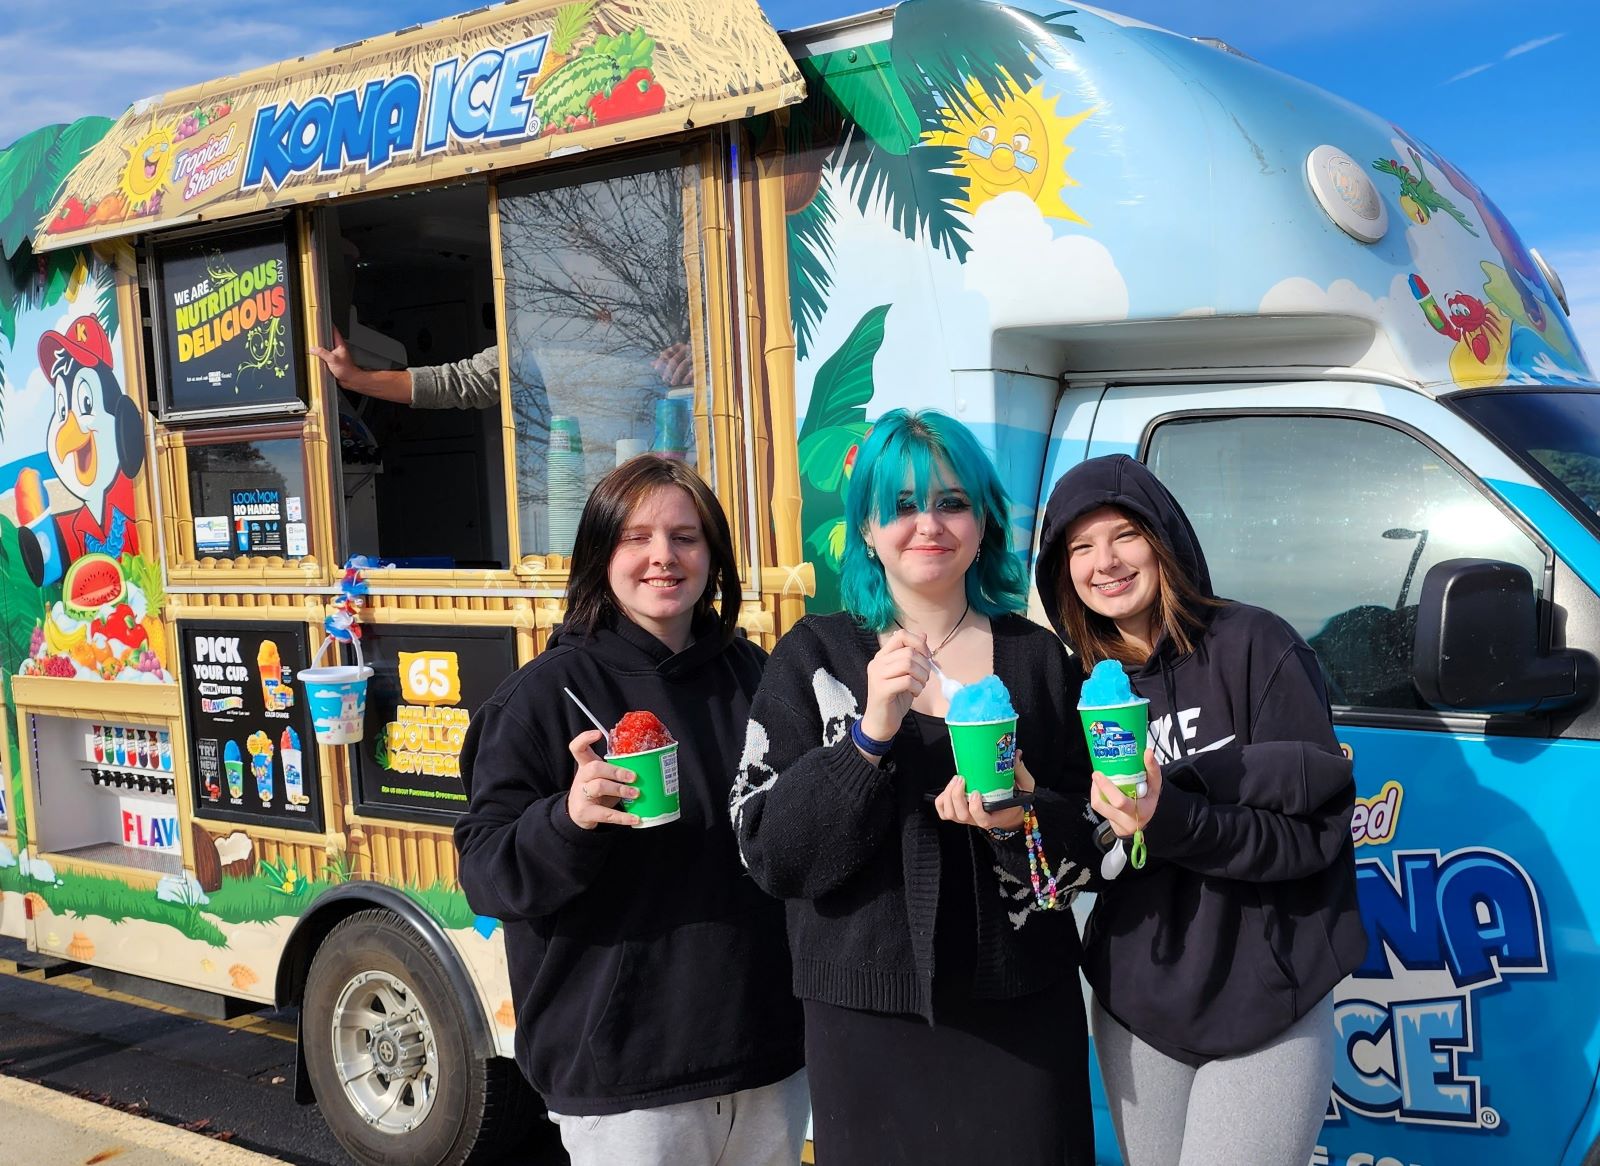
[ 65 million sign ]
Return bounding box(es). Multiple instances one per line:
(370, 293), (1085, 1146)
(349, 624), (517, 821)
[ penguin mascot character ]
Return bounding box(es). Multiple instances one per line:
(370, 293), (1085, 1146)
(15, 315), (144, 586)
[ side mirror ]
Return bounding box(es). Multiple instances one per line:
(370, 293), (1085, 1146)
(1413, 558), (1597, 714)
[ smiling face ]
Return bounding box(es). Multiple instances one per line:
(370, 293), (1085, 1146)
(120, 128), (172, 205)
(1065, 506), (1162, 646)
(46, 365), (112, 504)
(926, 79), (1093, 223)
(606, 485), (710, 649)
(863, 461), (983, 604)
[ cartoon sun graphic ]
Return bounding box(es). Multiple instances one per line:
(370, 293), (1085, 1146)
(926, 79), (1093, 223)
(120, 127), (173, 207)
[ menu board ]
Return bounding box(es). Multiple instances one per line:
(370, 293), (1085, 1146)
(156, 222), (303, 417)
(350, 624), (517, 821)
(179, 620), (323, 832)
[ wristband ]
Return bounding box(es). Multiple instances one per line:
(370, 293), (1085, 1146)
(986, 826), (1020, 842)
(850, 718), (895, 756)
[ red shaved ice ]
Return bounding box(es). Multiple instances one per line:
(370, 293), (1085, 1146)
(611, 711), (674, 755)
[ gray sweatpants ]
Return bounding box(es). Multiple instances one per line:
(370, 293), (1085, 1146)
(548, 1070), (810, 1166)
(1091, 994), (1334, 1166)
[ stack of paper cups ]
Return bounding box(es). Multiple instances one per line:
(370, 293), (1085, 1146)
(547, 415), (586, 555)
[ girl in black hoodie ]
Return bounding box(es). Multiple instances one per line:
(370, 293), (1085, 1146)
(1035, 454), (1366, 1166)
(454, 457), (805, 1166)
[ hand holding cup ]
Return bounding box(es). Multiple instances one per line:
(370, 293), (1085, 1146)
(935, 749), (1036, 833)
(566, 729), (642, 829)
(1090, 747), (1162, 838)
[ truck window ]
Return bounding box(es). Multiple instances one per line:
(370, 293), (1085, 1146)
(1145, 414), (1546, 710)
(1452, 389), (1600, 523)
(321, 184), (509, 570)
(498, 150), (706, 559)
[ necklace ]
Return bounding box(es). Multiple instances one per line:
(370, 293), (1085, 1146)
(893, 600), (970, 658)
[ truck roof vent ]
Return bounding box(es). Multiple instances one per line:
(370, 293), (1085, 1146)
(1529, 248), (1572, 317)
(1193, 37), (1257, 62)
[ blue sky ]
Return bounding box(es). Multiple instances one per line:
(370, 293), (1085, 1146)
(1, 0), (1594, 360)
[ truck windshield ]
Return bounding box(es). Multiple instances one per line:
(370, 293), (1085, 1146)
(1453, 389), (1600, 529)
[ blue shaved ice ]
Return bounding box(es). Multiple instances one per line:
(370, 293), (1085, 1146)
(1081, 659), (1135, 706)
(946, 674), (1015, 722)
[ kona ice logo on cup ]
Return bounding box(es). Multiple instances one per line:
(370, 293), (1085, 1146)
(1088, 719), (1138, 763)
(994, 730), (1016, 774)
(242, 34), (550, 191)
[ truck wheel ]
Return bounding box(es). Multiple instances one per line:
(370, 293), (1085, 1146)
(302, 909), (536, 1165)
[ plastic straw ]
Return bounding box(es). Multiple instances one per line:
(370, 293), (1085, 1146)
(564, 687), (611, 747)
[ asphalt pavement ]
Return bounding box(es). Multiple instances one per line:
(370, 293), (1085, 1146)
(0, 936), (346, 1164)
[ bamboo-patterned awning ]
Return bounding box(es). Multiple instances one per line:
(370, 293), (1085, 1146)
(35, 0), (803, 250)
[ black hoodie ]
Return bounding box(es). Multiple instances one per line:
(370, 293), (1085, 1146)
(1036, 454), (1366, 1065)
(453, 613), (803, 1115)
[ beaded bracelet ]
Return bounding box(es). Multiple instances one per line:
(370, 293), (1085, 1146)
(1023, 805), (1068, 910)
(850, 718), (894, 757)
(986, 826), (1020, 842)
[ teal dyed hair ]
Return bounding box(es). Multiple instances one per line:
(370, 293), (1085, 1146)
(840, 409), (1029, 630)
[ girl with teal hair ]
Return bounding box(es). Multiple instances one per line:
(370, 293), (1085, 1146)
(732, 408), (1100, 1163)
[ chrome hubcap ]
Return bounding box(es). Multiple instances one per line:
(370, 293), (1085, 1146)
(328, 970), (439, 1134)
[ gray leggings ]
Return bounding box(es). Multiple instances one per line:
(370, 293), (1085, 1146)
(1091, 994), (1334, 1166)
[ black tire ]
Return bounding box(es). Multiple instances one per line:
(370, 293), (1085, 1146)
(302, 909), (544, 1166)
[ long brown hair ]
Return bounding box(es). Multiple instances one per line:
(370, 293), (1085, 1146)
(563, 457), (742, 642)
(1055, 506), (1219, 670)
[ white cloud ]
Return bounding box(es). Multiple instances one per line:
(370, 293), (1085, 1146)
(0, 1), (449, 148)
(1506, 33), (1566, 58)
(962, 192), (1129, 329)
(1440, 29), (1567, 86)
(1445, 63), (1494, 85)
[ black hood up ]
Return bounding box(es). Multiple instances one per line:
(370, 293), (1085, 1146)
(1036, 454), (1213, 643)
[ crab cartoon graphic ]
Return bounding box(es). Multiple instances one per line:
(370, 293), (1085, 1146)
(1408, 274), (1509, 389)
(14, 316), (144, 585)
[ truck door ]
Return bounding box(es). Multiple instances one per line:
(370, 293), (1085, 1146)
(1068, 380), (1600, 1166)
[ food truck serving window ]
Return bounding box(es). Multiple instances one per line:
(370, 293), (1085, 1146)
(499, 149), (708, 557)
(180, 421), (312, 562)
(152, 220), (305, 422)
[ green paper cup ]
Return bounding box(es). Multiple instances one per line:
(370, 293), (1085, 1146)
(609, 742), (681, 827)
(947, 717), (1018, 807)
(1079, 700), (1150, 797)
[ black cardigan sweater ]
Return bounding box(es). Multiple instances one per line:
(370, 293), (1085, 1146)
(454, 613), (803, 1115)
(730, 611), (1098, 1020)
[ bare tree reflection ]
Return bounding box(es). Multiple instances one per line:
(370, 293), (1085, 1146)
(499, 160), (698, 554)
(500, 166), (692, 359)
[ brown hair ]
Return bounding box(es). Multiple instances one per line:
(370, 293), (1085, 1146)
(1055, 506), (1219, 670)
(563, 457), (742, 643)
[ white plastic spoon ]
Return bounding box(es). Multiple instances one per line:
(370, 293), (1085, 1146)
(928, 658), (964, 703)
(563, 687), (612, 751)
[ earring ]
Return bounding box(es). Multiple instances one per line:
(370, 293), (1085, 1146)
(975, 547), (982, 562)
(865, 546), (877, 560)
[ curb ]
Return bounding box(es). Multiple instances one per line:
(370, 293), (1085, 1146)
(0, 1074), (287, 1165)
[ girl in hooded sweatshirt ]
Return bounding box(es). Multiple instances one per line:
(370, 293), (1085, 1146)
(1034, 454), (1366, 1166)
(454, 456), (806, 1166)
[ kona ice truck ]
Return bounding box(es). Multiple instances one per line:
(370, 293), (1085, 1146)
(0, 0), (1594, 1163)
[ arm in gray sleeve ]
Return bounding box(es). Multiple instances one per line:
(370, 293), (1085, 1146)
(409, 345), (501, 409)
